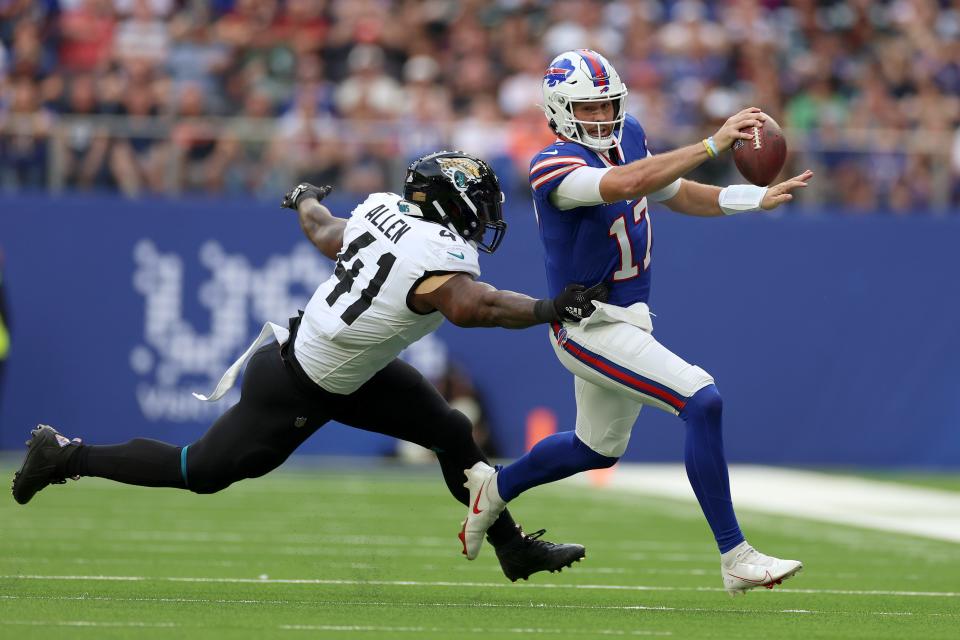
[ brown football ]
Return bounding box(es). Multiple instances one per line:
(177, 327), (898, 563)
(732, 116), (787, 187)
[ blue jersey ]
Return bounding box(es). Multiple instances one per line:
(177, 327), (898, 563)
(530, 115), (653, 307)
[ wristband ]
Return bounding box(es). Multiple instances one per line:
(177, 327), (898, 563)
(533, 298), (559, 323)
(702, 136), (718, 158)
(719, 184), (768, 215)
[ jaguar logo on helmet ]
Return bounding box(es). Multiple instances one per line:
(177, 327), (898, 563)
(437, 157), (482, 191)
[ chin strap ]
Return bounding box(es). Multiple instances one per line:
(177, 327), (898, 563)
(431, 200), (464, 238)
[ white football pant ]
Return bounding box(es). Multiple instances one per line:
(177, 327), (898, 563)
(549, 302), (715, 458)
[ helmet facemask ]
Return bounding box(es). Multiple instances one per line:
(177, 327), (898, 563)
(545, 90), (628, 152)
(461, 182), (507, 254)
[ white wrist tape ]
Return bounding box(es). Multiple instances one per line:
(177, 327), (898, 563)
(719, 184), (768, 215)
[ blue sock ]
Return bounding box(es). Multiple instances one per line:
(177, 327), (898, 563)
(497, 431), (617, 502)
(680, 385), (745, 553)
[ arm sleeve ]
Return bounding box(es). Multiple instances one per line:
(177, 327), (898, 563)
(548, 166), (610, 210)
(546, 152), (682, 210)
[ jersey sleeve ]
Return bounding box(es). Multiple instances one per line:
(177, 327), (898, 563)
(419, 228), (481, 279)
(529, 146), (589, 199)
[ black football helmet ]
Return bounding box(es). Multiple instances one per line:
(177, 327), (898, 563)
(403, 151), (507, 253)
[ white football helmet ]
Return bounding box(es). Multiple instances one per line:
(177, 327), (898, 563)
(541, 49), (628, 152)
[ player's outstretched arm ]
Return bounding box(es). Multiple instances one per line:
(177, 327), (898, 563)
(598, 108), (766, 202)
(280, 183), (346, 260)
(410, 274), (607, 329)
(661, 170), (813, 217)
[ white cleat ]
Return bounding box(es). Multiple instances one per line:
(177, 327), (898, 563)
(459, 462), (506, 560)
(721, 541), (803, 596)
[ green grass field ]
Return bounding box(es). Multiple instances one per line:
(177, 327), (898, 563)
(1, 463), (958, 639)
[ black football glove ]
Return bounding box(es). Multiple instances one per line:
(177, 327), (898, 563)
(280, 183), (333, 210)
(534, 282), (609, 323)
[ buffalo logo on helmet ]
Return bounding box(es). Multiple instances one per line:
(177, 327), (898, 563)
(544, 58), (576, 87)
(437, 157), (482, 191)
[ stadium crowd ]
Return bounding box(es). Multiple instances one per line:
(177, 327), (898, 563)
(1, 0), (959, 212)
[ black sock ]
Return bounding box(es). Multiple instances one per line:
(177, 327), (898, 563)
(487, 513), (522, 547)
(67, 438), (185, 488)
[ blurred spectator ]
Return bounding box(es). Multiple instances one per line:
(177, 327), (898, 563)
(334, 44), (404, 117)
(273, 0), (329, 57)
(110, 82), (168, 196)
(8, 20), (56, 79)
(207, 89), (276, 194)
(59, 74), (111, 190)
(542, 0), (624, 57)
(59, 0), (116, 72)
(398, 54), (451, 161)
(171, 82), (220, 192)
(498, 46), (546, 118)
(452, 95), (510, 165)
(113, 0), (171, 72)
(270, 83), (343, 188)
(0, 77), (53, 189)
(166, 7), (230, 110)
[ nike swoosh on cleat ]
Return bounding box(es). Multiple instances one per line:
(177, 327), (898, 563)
(541, 150), (559, 155)
(472, 486), (484, 514)
(727, 570), (774, 585)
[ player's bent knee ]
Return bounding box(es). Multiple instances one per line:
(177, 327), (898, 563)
(431, 409), (475, 448)
(589, 452), (618, 469)
(188, 479), (233, 495)
(183, 449), (245, 494)
(572, 434), (619, 470)
(681, 384), (723, 424)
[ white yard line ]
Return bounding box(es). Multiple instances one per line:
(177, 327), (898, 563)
(568, 464), (960, 544)
(1, 620), (176, 628)
(2, 574), (957, 598)
(2, 594), (956, 619)
(280, 625), (671, 636)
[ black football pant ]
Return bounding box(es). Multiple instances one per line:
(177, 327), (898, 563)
(67, 340), (521, 543)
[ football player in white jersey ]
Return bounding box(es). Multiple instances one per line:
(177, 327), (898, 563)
(458, 50), (812, 595)
(11, 151), (607, 582)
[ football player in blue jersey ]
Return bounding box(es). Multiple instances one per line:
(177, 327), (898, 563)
(459, 49), (813, 596)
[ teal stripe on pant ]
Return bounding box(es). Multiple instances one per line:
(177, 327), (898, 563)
(180, 445), (190, 488)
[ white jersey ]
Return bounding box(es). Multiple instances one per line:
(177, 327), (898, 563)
(294, 192), (481, 394)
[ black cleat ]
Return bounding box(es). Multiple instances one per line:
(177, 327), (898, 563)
(11, 425), (82, 505)
(493, 528), (585, 582)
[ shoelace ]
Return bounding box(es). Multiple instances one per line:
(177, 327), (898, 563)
(523, 529), (548, 544)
